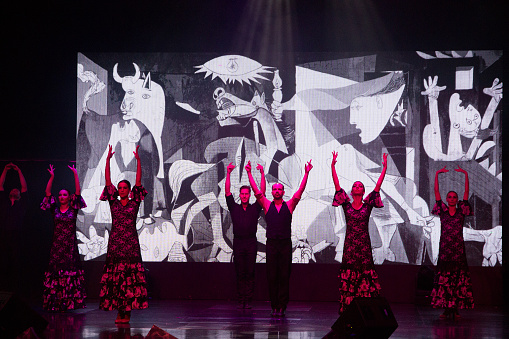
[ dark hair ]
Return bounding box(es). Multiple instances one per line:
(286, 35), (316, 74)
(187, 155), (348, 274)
(272, 183), (284, 190)
(239, 185), (251, 193)
(58, 188), (70, 195)
(118, 180), (131, 190)
(447, 191), (458, 198)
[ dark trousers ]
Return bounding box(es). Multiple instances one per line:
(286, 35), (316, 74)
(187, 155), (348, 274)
(233, 237), (257, 303)
(266, 238), (292, 310)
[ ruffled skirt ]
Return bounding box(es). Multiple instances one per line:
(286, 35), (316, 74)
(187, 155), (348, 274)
(99, 262), (148, 311)
(43, 269), (86, 311)
(338, 267), (381, 314)
(431, 266), (474, 309)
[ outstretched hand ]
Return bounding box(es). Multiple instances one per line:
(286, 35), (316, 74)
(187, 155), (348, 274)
(256, 164), (264, 173)
(454, 165), (468, 175)
(483, 78), (503, 103)
(382, 153), (388, 169)
(68, 164), (77, 173)
(107, 144), (115, 160)
(331, 151), (338, 166)
(226, 162), (235, 174)
(245, 161), (252, 173)
(305, 160), (313, 173)
(436, 166), (448, 175)
(47, 164), (55, 177)
(421, 75), (446, 100)
(133, 145), (140, 161)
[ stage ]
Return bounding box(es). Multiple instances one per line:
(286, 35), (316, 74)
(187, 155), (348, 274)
(31, 299), (507, 338)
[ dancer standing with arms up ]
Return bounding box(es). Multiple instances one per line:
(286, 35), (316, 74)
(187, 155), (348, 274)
(0, 163), (28, 292)
(331, 151), (387, 315)
(246, 159), (312, 317)
(431, 166), (474, 320)
(41, 164), (87, 311)
(99, 145), (148, 323)
(225, 162), (266, 309)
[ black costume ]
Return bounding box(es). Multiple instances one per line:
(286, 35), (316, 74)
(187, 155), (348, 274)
(262, 199), (294, 312)
(226, 194), (261, 305)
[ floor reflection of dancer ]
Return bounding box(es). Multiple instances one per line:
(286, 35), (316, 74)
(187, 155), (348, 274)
(0, 163), (28, 292)
(247, 159), (312, 317)
(99, 145), (148, 324)
(225, 162), (265, 309)
(331, 151), (387, 315)
(431, 166), (474, 320)
(41, 164), (87, 311)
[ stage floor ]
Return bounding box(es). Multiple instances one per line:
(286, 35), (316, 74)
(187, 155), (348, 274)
(35, 300), (507, 338)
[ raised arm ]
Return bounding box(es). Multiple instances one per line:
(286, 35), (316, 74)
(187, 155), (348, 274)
(13, 164), (28, 193)
(0, 164), (8, 191)
(374, 153), (388, 192)
(455, 166), (469, 201)
(256, 164), (266, 195)
(105, 144), (114, 186)
(293, 160), (313, 200)
(245, 161), (262, 196)
(45, 164), (55, 197)
(68, 164), (80, 195)
(134, 145), (142, 187)
(225, 162), (235, 196)
(434, 166), (448, 201)
(331, 151), (341, 191)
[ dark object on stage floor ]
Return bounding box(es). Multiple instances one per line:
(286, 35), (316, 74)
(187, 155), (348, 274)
(327, 297), (398, 339)
(0, 292), (48, 339)
(145, 325), (178, 339)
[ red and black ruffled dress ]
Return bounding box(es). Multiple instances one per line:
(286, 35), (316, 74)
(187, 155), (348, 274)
(99, 184), (149, 312)
(430, 200), (474, 309)
(41, 194), (87, 311)
(332, 188), (384, 314)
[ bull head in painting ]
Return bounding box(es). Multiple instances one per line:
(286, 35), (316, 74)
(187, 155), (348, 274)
(113, 63), (165, 178)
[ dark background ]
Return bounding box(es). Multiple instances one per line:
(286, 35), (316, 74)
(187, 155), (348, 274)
(1, 0), (506, 306)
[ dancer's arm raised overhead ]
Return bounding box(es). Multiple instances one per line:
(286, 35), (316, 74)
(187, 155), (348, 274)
(434, 166), (448, 201)
(45, 164), (55, 197)
(68, 164), (80, 196)
(225, 162), (235, 196)
(133, 145), (142, 187)
(257, 164), (266, 196)
(105, 144), (114, 187)
(455, 166), (469, 201)
(374, 153), (388, 193)
(331, 151), (341, 192)
(287, 160), (313, 213)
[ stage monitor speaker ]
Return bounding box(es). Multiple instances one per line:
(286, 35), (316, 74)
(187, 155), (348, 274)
(145, 325), (178, 339)
(0, 292), (48, 339)
(330, 297), (398, 339)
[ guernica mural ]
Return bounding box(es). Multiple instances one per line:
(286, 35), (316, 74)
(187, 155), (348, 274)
(76, 51), (502, 266)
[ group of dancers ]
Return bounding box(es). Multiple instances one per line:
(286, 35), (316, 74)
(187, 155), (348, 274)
(0, 148), (474, 323)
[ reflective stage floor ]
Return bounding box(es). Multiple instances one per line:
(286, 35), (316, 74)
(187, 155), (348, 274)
(34, 300), (507, 338)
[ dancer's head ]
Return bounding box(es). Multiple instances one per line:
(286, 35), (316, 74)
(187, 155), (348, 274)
(58, 189), (70, 205)
(118, 180), (132, 199)
(271, 183), (285, 200)
(9, 188), (21, 201)
(446, 191), (458, 207)
(351, 181), (365, 197)
(239, 185), (251, 204)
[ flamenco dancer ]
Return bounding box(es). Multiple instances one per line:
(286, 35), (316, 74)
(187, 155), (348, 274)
(41, 164), (87, 311)
(431, 166), (474, 319)
(331, 151), (387, 315)
(99, 145), (148, 323)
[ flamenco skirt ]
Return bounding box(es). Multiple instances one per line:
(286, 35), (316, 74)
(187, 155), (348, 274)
(431, 265), (474, 309)
(338, 267), (381, 315)
(43, 269), (86, 311)
(99, 261), (148, 311)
